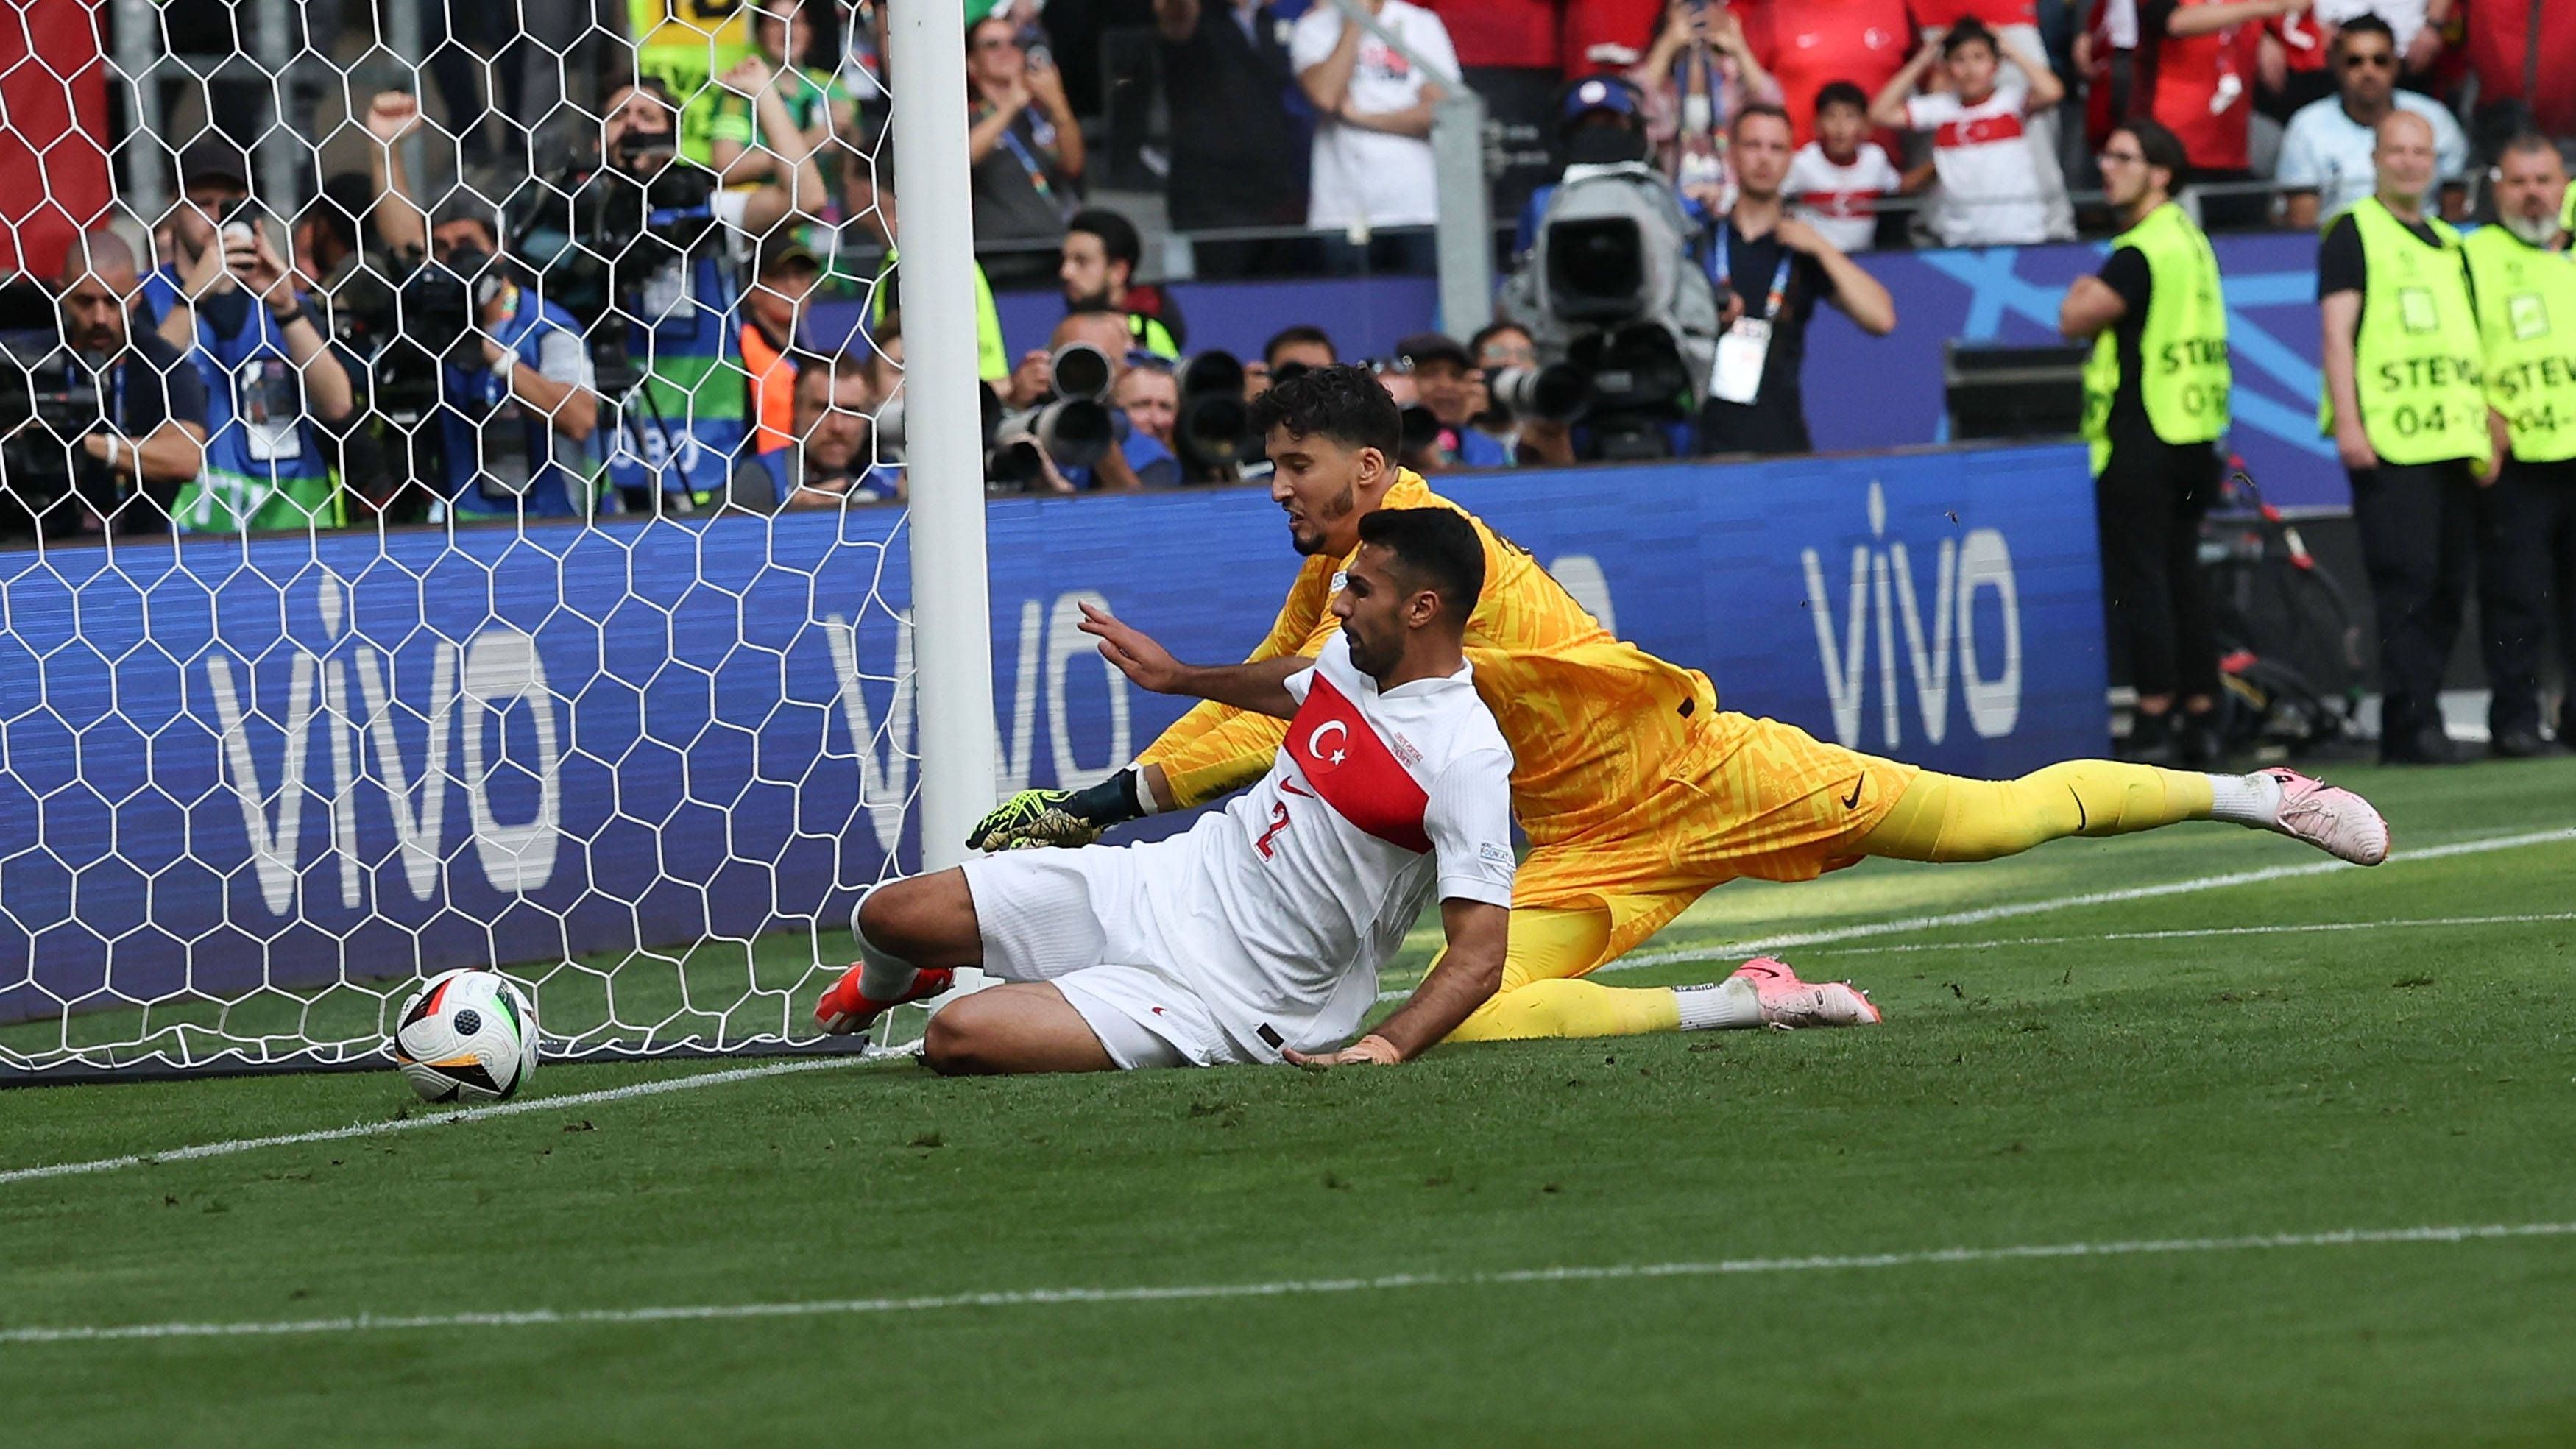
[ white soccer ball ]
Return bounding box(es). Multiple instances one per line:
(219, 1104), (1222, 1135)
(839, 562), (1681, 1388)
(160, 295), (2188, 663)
(392, 968), (539, 1104)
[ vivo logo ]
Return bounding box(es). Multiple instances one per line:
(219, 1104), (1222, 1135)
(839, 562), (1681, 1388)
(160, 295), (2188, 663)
(1800, 482), (2021, 749)
(205, 575), (563, 915)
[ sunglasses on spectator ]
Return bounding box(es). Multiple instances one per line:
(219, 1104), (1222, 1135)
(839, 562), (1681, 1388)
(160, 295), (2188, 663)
(2099, 147), (2145, 165)
(2342, 51), (2395, 70)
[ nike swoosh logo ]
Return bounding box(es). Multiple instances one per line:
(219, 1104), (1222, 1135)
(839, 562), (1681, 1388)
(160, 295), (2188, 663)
(1280, 780), (1313, 798)
(1841, 776), (1865, 810)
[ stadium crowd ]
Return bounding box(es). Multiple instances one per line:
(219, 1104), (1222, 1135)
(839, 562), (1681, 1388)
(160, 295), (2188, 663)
(5, 0), (2573, 756)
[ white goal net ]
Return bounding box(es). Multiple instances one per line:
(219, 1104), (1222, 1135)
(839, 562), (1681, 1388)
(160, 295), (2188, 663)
(0, 0), (973, 1079)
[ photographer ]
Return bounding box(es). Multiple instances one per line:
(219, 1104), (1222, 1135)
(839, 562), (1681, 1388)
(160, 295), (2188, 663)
(1468, 321), (1575, 467)
(583, 66), (829, 511)
(143, 140), (357, 533)
(1393, 333), (1510, 472)
(732, 349), (902, 511)
(5, 231), (208, 535)
(1696, 104), (1894, 458)
(367, 112), (604, 522)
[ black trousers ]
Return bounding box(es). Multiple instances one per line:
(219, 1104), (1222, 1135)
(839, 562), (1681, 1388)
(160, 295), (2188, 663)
(2097, 439), (2221, 703)
(2476, 456), (2576, 737)
(2349, 459), (2480, 752)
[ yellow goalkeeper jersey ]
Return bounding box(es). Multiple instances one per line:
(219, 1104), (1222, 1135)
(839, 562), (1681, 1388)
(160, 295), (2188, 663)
(1141, 471), (1720, 848)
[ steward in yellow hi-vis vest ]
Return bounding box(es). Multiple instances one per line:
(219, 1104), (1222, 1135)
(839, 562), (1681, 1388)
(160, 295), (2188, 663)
(2321, 197), (2489, 467)
(2315, 112), (2488, 763)
(2463, 219), (2576, 464)
(2063, 119), (2229, 760)
(2461, 136), (2576, 754)
(2080, 201), (2229, 477)
(955, 365), (2397, 1047)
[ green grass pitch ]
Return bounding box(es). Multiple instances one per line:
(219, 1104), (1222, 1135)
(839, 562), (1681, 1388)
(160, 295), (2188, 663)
(4, 757), (2574, 1447)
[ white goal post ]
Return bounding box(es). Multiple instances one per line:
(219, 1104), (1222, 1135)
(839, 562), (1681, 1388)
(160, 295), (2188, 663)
(0, 0), (993, 1080)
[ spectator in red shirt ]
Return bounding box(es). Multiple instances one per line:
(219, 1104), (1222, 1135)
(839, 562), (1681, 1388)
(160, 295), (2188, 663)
(2459, 0), (2576, 143)
(1744, 0), (1917, 145)
(2140, 0), (2304, 230)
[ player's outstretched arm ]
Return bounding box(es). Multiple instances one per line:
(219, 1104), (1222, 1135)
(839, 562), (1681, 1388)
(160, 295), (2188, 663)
(1288, 899), (1509, 1067)
(1079, 602), (1304, 720)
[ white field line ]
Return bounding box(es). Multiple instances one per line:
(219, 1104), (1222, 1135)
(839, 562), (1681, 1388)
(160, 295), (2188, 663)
(1374, 823), (2576, 999)
(1587, 824), (2576, 979)
(1805, 911), (2576, 957)
(0, 1052), (880, 1189)
(6, 1220), (2570, 1345)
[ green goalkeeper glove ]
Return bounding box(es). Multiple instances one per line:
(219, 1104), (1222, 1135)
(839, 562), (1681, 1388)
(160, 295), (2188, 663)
(966, 768), (1152, 851)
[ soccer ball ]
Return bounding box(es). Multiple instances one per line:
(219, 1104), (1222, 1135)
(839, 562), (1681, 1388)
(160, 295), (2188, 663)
(392, 968), (539, 1104)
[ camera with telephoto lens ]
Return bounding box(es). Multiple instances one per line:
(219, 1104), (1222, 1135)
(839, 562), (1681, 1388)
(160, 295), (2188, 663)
(506, 124), (721, 404)
(1172, 350), (1259, 483)
(1486, 361), (1593, 425)
(987, 341), (1115, 489)
(0, 315), (109, 540)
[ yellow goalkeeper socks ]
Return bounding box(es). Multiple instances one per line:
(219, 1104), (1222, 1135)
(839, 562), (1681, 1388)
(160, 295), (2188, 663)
(1444, 978), (1686, 1041)
(1861, 762), (2218, 863)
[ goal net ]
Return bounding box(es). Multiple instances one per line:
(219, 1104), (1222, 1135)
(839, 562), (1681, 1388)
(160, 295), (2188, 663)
(0, 1), (976, 1079)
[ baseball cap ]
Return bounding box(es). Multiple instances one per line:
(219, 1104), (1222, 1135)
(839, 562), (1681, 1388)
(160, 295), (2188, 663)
(1560, 77), (1640, 131)
(757, 233), (823, 277)
(1393, 332), (1473, 372)
(177, 138), (250, 193)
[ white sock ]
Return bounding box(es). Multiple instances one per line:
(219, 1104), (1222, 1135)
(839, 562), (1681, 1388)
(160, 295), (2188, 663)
(856, 926), (919, 1002)
(2204, 770), (2284, 827)
(1672, 977), (1763, 1032)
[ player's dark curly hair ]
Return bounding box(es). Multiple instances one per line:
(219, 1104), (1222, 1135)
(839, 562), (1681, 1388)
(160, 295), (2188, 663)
(1248, 362), (1401, 462)
(1357, 507), (1486, 620)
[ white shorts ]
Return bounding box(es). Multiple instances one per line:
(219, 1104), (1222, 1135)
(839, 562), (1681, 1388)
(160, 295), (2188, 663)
(958, 845), (1253, 1070)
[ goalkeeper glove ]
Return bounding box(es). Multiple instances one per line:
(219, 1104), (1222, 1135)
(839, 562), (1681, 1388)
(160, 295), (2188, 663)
(966, 767), (1153, 851)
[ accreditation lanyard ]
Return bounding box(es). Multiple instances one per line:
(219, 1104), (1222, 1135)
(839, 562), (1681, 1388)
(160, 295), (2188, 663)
(1713, 226), (1794, 323)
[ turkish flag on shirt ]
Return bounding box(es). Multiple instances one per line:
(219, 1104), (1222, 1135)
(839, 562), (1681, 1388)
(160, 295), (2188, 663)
(1286, 675), (1433, 854)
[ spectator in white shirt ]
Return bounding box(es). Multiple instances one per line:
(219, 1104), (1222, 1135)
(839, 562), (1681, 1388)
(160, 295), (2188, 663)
(1872, 20), (2069, 247)
(1292, 0), (1459, 269)
(1788, 81), (1908, 253)
(2275, 15), (2467, 228)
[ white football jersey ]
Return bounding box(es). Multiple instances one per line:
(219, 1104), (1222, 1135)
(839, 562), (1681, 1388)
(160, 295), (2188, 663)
(1155, 633), (1515, 1057)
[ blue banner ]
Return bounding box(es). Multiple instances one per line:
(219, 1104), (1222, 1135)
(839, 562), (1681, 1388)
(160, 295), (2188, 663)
(0, 442), (2102, 1024)
(822, 230), (2343, 506)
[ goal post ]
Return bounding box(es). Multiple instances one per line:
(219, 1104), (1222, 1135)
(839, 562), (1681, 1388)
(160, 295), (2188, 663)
(885, 0), (999, 882)
(0, 0), (994, 1080)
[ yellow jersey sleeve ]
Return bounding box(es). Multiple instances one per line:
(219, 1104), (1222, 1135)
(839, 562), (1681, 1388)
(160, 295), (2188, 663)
(1136, 553), (1336, 807)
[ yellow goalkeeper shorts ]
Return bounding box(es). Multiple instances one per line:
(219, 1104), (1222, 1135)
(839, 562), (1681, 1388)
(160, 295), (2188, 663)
(1505, 712), (1914, 981)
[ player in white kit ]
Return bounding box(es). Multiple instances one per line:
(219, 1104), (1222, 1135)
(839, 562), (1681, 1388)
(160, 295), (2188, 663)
(815, 507), (1517, 1072)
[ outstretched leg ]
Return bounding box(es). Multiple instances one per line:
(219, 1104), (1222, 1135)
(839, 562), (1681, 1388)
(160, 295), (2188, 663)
(1857, 762), (2387, 866)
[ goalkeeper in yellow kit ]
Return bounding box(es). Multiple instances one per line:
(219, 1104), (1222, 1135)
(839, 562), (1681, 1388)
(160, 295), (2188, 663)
(969, 366), (2393, 1042)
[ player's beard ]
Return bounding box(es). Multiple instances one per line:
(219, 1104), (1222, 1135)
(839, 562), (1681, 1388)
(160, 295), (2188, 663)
(1292, 481), (1359, 556)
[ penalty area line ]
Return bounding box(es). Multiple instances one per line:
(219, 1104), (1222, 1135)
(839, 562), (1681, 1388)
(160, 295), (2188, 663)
(6, 1220), (2572, 1345)
(0, 1052), (882, 1189)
